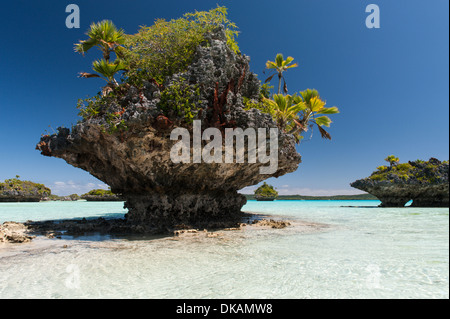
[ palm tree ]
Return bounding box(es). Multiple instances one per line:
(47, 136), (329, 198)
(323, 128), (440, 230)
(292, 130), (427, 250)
(263, 94), (306, 142)
(263, 90), (339, 143)
(75, 20), (127, 92)
(385, 155), (400, 167)
(265, 53), (298, 94)
(296, 89), (339, 141)
(74, 20), (126, 62)
(78, 59), (127, 94)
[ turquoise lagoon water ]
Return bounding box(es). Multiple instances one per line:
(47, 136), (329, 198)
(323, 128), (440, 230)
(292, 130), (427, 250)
(0, 200), (448, 299)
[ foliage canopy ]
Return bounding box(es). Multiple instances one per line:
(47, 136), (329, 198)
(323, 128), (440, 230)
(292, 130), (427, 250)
(123, 6), (239, 85)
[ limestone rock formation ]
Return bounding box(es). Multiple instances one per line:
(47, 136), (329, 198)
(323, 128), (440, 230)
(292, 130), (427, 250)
(0, 178), (51, 202)
(36, 28), (301, 230)
(351, 158), (449, 207)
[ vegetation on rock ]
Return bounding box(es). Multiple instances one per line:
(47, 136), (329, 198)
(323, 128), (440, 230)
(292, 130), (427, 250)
(158, 78), (201, 123)
(368, 156), (446, 183)
(72, 6), (338, 144)
(244, 55), (339, 143)
(82, 189), (117, 197)
(123, 6), (239, 85)
(265, 53), (298, 95)
(385, 155), (400, 167)
(80, 189), (122, 201)
(73, 6), (240, 134)
(254, 182), (279, 199)
(75, 20), (127, 93)
(351, 157), (449, 207)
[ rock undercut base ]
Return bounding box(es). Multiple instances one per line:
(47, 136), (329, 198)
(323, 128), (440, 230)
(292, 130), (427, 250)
(123, 192), (248, 229)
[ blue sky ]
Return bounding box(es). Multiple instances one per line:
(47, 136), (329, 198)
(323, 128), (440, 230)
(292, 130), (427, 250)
(0, 0), (448, 195)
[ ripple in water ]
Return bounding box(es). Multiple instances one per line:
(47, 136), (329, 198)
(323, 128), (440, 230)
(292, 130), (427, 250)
(0, 201), (448, 298)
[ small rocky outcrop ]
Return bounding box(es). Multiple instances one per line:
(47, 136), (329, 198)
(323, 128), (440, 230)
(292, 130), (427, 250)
(0, 222), (34, 243)
(254, 182), (278, 201)
(36, 28), (301, 229)
(351, 158), (449, 207)
(81, 189), (122, 201)
(0, 178), (51, 202)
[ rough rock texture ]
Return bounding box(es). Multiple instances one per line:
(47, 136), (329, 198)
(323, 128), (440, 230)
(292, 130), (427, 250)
(251, 219), (291, 229)
(0, 196), (41, 202)
(351, 158), (449, 207)
(0, 222), (34, 243)
(36, 28), (301, 229)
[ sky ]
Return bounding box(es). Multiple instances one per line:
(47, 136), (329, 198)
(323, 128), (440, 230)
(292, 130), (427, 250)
(0, 0), (448, 196)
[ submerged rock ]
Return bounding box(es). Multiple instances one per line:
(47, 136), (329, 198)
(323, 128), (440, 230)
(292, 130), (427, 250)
(351, 158), (449, 207)
(252, 219), (291, 229)
(36, 27), (301, 229)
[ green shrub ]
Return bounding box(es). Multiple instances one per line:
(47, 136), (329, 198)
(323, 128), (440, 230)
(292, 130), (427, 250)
(83, 189), (115, 197)
(370, 174), (386, 181)
(158, 78), (200, 123)
(395, 163), (413, 173)
(123, 6), (239, 85)
(243, 83), (275, 114)
(74, 6), (240, 135)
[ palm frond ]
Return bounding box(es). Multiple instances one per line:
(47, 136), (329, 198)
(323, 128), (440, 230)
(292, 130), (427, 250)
(74, 38), (99, 55)
(317, 106), (340, 114)
(275, 53), (284, 67)
(317, 124), (332, 140)
(265, 61), (278, 70)
(92, 59), (126, 79)
(76, 20), (125, 56)
(265, 73), (276, 83)
(78, 72), (101, 78)
(283, 78), (288, 94)
(315, 116), (332, 127)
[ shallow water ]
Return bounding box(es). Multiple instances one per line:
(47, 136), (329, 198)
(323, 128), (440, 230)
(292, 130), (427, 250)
(0, 200), (448, 299)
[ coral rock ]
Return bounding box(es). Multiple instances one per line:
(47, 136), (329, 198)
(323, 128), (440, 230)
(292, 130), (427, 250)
(36, 28), (301, 229)
(351, 158), (449, 207)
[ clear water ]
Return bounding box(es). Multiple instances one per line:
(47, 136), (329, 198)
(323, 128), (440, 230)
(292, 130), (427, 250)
(0, 200), (448, 299)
